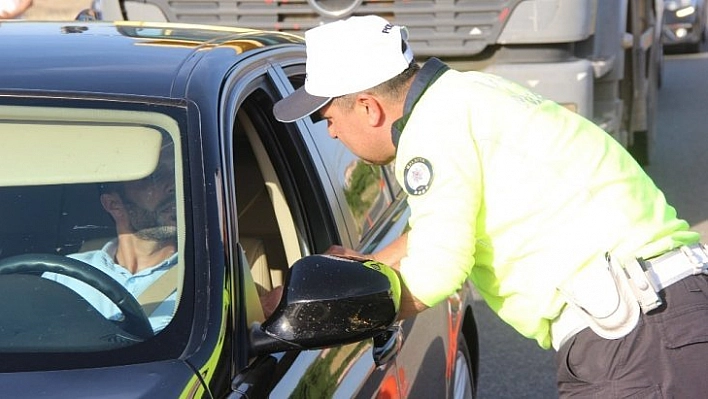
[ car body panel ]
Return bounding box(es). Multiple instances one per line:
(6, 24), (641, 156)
(0, 361), (203, 398)
(0, 21), (477, 398)
(0, 22), (301, 96)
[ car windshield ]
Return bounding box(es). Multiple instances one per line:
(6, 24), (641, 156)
(0, 105), (185, 353)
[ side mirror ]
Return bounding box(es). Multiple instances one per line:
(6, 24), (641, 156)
(249, 254), (401, 356)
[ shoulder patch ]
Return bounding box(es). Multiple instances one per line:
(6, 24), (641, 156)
(403, 157), (433, 195)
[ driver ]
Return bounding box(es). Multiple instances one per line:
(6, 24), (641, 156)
(44, 140), (283, 334)
(44, 141), (178, 333)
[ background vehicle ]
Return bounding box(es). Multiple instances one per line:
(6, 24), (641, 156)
(0, 21), (478, 398)
(663, 0), (707, 53)
(80, 0), (663, 166)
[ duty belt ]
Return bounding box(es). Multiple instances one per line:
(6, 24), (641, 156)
(642, 243), (708, 291)
(551, 243), (708, 350)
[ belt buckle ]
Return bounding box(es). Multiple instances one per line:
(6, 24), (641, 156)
(679, 244), (708, 275)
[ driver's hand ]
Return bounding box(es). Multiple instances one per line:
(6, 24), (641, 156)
(260, 285), (283, 319)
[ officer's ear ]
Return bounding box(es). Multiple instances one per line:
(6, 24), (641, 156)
(355, 93), (385, 127)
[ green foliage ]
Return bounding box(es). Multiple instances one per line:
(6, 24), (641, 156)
(344, 162), (379, 218)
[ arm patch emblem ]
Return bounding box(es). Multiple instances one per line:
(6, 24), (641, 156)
(403, 157), (433, 195)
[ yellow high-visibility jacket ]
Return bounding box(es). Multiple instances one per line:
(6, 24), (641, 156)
(393, 58), (699, 349)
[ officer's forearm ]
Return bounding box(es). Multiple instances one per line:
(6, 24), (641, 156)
(397, 280), (429, 320)
(372, 233), (408, 269)
(371, 233), (428, 319)
(326, 234), (424, 319)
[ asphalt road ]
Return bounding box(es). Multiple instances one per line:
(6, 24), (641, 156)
(472, 49), (708, 399)
(646, 50), (708, 241)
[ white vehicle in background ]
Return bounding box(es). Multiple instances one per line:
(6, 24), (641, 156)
(80, 0), (664, 165)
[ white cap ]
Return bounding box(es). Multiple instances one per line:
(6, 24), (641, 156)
(273, 15), (414, 123)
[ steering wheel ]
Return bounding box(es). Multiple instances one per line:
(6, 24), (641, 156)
(0, 253), (154, 340)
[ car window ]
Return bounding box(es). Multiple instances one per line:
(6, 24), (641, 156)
(0, 104), (186, 353)
(307, 116), (397, 244)
(284, 72), (399, 246)
(233, 108), (300, 299)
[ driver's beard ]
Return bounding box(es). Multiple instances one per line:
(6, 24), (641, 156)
(134, 225), (178, 242)
(125, 201), (177, 243)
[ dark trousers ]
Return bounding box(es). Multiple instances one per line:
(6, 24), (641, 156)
(555, 274), (708, 398)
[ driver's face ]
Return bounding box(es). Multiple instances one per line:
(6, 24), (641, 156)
(120, 145), (176, 241)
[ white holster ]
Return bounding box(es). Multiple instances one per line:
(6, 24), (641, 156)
(556, 254), (643, 342)
(553, 244), (708, 349)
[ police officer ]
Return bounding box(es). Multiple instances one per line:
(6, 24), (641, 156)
(273, 15), (708, 398)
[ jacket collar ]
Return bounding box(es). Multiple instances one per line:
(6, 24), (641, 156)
(392, 58), (450, 147)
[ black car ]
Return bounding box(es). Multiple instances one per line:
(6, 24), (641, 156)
(0, 21), (478, 398)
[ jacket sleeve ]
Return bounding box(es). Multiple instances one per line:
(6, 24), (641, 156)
(394, 96), (482, 307)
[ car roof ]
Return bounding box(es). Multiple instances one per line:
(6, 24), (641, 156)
(0, 21), (304, 98)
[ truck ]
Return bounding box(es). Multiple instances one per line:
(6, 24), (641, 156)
(80, 0), (664, 165)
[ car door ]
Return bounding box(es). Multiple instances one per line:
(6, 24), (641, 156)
(218, 49), (405, 398)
